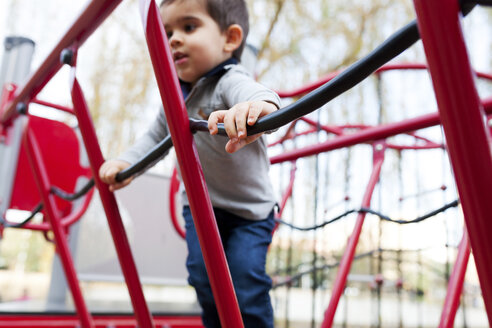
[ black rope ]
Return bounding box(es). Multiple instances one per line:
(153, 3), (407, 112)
(275, 209), (358, 231)
(275, 199), (459, 231)
(362, 199), (459, 225)
(50, 179), (95, 201)
(0, 203), (43, 228)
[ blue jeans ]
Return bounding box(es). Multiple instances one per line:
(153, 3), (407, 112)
(183, 206), (275, 328)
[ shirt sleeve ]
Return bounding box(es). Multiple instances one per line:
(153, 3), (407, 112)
(118, 107), (170, 166)
(219, 67), (281, 110)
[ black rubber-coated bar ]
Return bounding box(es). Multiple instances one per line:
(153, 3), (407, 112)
(464, 0), (492, 6)
(0, 203), (43, 228)
(115, 134), (173, 182)
(51, 179), (95, 201)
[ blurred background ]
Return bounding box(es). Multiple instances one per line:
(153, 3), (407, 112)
(0, 0), (491, 327)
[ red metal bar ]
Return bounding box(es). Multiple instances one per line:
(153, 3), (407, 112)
(139, 1), (243, 327)
(275, 62), (492, 99)
(276, 71), (340, 98)
(477, 71), (492, 81)
(321, 144), (385, 328)
(299, 116), (344, 135)
(169, 167), (186, 239)
(386, 142), (442, 151)
(439, 229), (471, 328)
(32, 98), (75, 115)
(376, 62), (427, 73)
(276, 162), (297, 219)
(0, 314), (202, 328)
(0, 84), (17, 137)
(484, 96), (492, 111)
(69, 70), (155, 328)
(0, 0), (123, 126)
(271, 102), (492, 165)
(23, 127), (94, 328)
(414, 0), (492, 325)
(271, 112), (439, 164)
(268, 121), (298, 147)
(296, 116), (442, 151)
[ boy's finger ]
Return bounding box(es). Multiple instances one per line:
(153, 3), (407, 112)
(99, 166), (113, 183)
(225, 138), (244, 153)
(235, 103), (250, 139)
(225, 133), (262, 153)
(109, 178), (132, 192)
(247, 101), (263, 125)
(208, 111), (226, 134)
(224, 106), (239, 141)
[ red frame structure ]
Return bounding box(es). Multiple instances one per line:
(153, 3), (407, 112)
(1, 0), (492, 327)
(414, 1), (492, 327)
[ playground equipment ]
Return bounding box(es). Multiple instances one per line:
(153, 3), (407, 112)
(1, 0), (492, 327)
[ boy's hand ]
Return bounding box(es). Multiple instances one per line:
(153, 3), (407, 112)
(208, 100), (277, 153)
(99, 159), (133, 192)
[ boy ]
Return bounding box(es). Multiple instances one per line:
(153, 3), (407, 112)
(99, 0), (279, 327)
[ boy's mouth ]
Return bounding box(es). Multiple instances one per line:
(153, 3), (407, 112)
(173, 52), (188, 65)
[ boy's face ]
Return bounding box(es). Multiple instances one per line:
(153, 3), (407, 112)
(161, 0), (231, 84)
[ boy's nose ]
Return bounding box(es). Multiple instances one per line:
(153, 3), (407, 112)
(169, 34), (183, 48)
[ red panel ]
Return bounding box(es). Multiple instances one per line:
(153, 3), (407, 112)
(9, 115), (91, 217)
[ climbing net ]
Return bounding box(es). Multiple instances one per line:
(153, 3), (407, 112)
(266, 62), (492, 327)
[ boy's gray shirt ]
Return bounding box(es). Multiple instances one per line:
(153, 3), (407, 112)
(119, 64), (280, 220)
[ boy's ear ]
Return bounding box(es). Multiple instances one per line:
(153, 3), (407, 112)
(224, 24), (243, 53)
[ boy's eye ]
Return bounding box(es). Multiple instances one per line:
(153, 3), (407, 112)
(166, 30), (173, 39)
(184, 24), (196, 32)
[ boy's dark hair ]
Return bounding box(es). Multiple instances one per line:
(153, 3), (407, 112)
(160, 0), (249, 61)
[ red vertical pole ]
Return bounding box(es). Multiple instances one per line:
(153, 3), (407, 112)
(23, 126), (94, 328)
(69, 70), (155, 328)
(414, 0), (492, 325)
(138, 1), (244, 327)
(439, 229), (471, 328)
(321, 144), (385, 328)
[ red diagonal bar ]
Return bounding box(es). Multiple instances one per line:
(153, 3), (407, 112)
(270, 112), (440, 164)
(270, 99), (492, 165)
(70, 70), (155, 328)
(321, 145), (385, 328)
(24, 127), (94, 328)
(0, 0), (122, 125)
(138, 1), (243, 327)
(439, 229), (470, 328)
(276, 162), (297, 219)
(414, 0), (492, 325)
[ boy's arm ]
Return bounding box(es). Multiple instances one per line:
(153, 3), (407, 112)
(99, 108), (170, 191)
(118, 108), (170, 164)
(208, 100), (277, 153)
